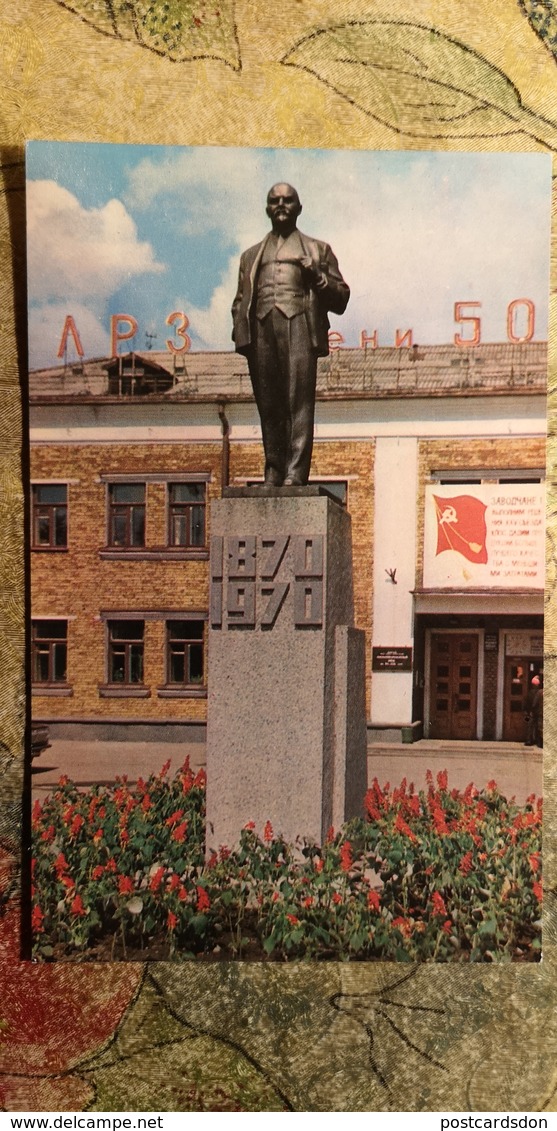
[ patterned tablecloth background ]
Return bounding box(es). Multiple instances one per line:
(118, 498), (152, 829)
(2, 0), (557, 1112)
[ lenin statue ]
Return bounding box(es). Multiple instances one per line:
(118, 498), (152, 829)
(232, 183), (350, 486)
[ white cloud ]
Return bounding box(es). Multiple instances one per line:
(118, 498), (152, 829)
(27, 180), (165, 305)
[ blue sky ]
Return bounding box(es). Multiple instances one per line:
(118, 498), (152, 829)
(26, 142), (552, 369)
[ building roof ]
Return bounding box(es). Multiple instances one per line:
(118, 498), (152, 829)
(28, 341), (547, 404)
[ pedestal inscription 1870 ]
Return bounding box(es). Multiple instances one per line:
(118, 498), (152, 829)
(210, 534), (324, 629)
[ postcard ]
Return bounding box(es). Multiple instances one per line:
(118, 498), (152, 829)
(26, 142), (550, 965)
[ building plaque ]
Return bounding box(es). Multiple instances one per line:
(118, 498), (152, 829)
(372, 646), (413, 672)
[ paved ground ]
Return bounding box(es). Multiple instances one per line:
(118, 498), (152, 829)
(31, 737), (542, 804)
(366, 740), (542, 803)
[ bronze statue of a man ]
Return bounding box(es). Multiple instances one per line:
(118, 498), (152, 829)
(232, 183), (350, 486)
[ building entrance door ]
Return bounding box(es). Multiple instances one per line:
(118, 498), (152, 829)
(503, 657), (543, 742)
(429, 633), (478, 740)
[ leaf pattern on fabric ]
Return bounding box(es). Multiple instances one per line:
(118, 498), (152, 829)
(331, 969), (447, 1093)
(518, 0), (557, 60)
(281, 20), (557, 149)
(54, 0), (241, 71)
(80, 973), (291, 1112)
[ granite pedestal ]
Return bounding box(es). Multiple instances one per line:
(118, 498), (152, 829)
(205, 487), (367, 851)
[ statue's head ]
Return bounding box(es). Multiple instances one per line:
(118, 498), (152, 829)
(266, 183), (302, 234)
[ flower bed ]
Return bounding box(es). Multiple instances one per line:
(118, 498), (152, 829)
(31, 762), (542, 962)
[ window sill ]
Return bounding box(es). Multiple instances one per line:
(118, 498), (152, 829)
(100, 548), (209, 561)
(31, 546), (69, 553)
(32, 685), (73, 697)
(98, 685), (152, 698)
(157, 687), (207, 699)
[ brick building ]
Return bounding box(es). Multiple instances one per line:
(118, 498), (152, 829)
(29, 340), (546, 746)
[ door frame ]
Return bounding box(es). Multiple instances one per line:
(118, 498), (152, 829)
(424, 627), (484, 740)
(497, 644), (544, 742)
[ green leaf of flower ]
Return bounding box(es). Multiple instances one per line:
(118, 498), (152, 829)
(281, 20), (557, 149)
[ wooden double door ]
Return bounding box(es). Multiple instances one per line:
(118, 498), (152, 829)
(429, 633), (478, 740)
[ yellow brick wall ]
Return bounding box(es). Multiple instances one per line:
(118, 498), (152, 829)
(31, 442), (222, 721)
(31, 436), (376, 720)
(416, 437), (545, 584)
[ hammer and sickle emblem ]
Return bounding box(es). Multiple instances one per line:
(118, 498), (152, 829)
(439, 505), (458, 525)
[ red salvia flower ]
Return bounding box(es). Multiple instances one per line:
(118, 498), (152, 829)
(70, 893), (87, 917)
(40, 825), (55, 843)
(165, 809), (185, 827)
(431, 805), (449, 836)
(533, 880), (543, 902)
(167, 911), (178, 931)
(118, 875), (134, 895)
(436, 769), (448, 792)
(91, 865), (104, 881)
(149, 867), (165, 893)
(302, 896), (313, 909)
(392, 916), (412, 937)
(53, 853), (69, 878)
(431, 891), (447, 918)
(339, 841), (353, 872)
(529, 853), (541, 874)
(332, 892), (342, 905)
(31, 905), (44, 933)
(70, 814), (84, 838)
(458, 851), (473, 876)
(367, 890), (380, 912)
(394, 813), (417, 843)
(263, 820), (274, 843)
(196, 886), (211, 912)
(286, 914), (299, 925)
(181, 765), (194, 792)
